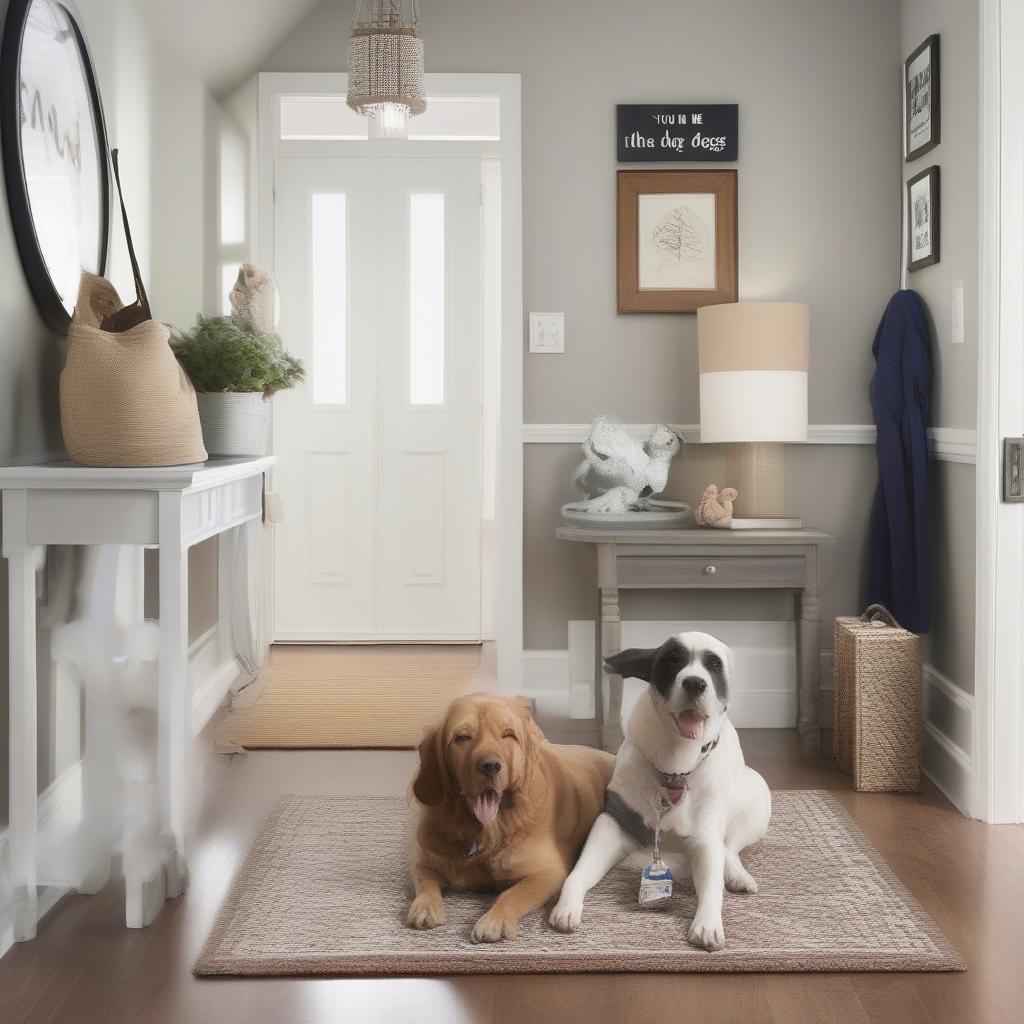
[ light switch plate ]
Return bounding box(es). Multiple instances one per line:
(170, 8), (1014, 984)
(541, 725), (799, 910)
(529, 312), (564, 353)
(951, 281), (965, 345)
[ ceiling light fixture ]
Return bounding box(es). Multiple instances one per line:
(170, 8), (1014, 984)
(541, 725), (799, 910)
(347, 0), (426, 140)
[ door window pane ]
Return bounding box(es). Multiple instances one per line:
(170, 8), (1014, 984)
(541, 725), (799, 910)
(409, 193), (445, 405)
(312, 193), (347, 404)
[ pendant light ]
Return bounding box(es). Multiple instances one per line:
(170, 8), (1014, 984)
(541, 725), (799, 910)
(347, 0), (426, 140)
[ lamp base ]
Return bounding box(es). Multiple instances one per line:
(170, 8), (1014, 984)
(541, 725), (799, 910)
(724, 442), (802, 528)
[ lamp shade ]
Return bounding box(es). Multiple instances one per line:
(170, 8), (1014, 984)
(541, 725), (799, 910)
(697, 302), (809, 443)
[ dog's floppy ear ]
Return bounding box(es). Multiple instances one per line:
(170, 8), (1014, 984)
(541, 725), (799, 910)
(604, 646), (658, 681)
(412, 727), (448, 806)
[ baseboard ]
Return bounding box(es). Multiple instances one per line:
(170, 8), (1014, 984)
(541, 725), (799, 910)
(192, 657), (243, 737)
(0, 762), (83, 961)
(921, 664), (974, 815)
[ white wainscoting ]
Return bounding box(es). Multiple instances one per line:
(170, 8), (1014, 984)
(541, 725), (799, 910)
(921, 663), (974, 815)
(521, 423), (977, 464)
(523, 619), (803, 729)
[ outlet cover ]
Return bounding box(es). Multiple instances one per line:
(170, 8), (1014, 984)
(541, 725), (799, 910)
(529, 312), (564, 353)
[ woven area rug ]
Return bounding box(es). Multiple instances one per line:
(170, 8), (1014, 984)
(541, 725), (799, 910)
(196, 791), (964, 976)
(215, 646), (482, 750)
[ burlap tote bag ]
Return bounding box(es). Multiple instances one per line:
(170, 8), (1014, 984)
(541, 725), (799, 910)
(60, 152), (207, 467)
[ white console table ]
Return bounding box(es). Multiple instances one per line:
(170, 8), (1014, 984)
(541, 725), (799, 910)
(1, 456), (273, 941)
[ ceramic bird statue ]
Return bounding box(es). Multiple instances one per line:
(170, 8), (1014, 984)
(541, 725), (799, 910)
(229, 263), (280, 333)
(572, 416), (683, 513)
(694, 484), (739, 528)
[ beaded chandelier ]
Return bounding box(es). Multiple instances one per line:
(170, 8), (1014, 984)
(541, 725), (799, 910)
(347, 0), (426, 139)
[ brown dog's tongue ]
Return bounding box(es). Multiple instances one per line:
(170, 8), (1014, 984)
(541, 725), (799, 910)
(674, 711), (706, 740)
(469, 792), (500, 824)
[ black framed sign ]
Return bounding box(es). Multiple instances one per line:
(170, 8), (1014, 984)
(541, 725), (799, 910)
(904, 34), (940, 161)
(907, 165), (939, 272)
(617, 104), (738, 162)
(1, 0), (110, 331)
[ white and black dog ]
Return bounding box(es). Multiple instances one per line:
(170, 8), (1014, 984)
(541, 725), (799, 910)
(549, 631), (771, 950)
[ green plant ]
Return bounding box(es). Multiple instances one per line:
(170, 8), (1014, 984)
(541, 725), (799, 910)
(170, 315), (305, 396)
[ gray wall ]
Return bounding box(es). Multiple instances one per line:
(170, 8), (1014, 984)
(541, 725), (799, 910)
(263, 0), (903, 651)
(901, 0), (978, 692)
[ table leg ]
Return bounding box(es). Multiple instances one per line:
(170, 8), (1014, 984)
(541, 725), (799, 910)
(797, 588), (822, 754)
(154, 495), (190, 920)
(600, 581), (623, 753)
(7, 538), (44, 942)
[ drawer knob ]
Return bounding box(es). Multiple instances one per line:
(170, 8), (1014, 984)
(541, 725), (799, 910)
(704, 564), (717, 576)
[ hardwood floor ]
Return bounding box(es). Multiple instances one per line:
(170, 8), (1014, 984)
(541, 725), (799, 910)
(1, 729), (1021, 1024)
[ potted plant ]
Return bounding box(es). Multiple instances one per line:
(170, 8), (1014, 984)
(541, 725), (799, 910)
(171, 314), (304, 457)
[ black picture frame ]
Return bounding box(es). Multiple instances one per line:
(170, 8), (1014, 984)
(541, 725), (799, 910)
(1, 0), (110, 331)
(907, 166), (940, 273)
(904, 34), (940, 162)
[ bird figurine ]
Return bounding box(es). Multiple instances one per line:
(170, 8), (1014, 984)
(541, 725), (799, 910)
(229, 263), (280, 333)
(572, 416), (683, 513)
(694, 484), (739, 528)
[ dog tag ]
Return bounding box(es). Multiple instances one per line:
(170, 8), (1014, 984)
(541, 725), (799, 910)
(638, 798), (673, 909)
(638, 859), (673, 908)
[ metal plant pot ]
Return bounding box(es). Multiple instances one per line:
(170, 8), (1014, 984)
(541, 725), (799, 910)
(195, 392), (269, 457)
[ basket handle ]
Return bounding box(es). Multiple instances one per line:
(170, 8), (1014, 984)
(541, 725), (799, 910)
(860, 603), (902, 629)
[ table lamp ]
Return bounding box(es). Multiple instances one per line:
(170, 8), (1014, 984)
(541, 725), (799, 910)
(697, 302), (809, 528)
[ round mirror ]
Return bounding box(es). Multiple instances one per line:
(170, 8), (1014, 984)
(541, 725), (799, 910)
(1, 0), (109, 331)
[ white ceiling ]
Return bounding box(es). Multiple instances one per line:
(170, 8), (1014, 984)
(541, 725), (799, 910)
(147, 0), (328, 96)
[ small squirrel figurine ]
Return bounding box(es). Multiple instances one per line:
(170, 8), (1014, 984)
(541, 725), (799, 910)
(694, 484), (738, 528)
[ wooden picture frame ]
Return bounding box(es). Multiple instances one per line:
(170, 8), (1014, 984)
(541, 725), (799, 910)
(907, 166), (940, 272)
(617, 169), (737, 313)
(904, 34), (940, 162)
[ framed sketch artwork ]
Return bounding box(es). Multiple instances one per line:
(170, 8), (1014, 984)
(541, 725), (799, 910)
(617, 170), (737, 313)
(907, 166), (939, 272)
(904, 34), (940, 161)
(0, 0), (110, 330)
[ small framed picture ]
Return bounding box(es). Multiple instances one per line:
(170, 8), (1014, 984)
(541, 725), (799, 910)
(905, 34), (940, 161)
(907, 166), (940, 272)
(617, 169), (737, 313)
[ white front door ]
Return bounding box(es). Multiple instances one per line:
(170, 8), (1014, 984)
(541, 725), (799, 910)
(272, 156), (482, 642)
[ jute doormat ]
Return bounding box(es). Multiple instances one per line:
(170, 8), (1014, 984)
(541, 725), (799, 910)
(215, 646), (482, 750)
(195, 791), (964, 976)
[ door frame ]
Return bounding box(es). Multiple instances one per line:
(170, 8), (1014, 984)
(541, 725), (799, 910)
(975, 0), (1024, 823)
(257, 72), (523, 691)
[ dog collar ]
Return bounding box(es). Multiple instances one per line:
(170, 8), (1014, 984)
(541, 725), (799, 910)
(653, 733), (721, 803)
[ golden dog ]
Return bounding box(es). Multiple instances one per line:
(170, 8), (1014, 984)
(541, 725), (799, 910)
(408, 693), (614, 942)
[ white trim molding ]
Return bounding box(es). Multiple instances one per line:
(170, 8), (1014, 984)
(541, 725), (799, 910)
(0, 763), (83, 960)
(922, 664), (974, 816)
(521, 423), (976, 464)
(974, 0), (1024, 824)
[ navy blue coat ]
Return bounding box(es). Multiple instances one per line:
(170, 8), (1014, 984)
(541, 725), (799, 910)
(867, 290), (932, 634)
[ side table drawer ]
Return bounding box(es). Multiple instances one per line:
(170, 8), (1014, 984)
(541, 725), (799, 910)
(617, 554), (807, 588)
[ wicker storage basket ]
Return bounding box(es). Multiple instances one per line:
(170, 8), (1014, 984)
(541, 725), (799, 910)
(833, 605), (922, 792)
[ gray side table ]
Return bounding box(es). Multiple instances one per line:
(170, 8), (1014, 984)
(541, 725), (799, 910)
(556, 526), (834, 753)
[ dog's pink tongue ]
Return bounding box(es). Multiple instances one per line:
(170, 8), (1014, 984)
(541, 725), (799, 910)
(469, 792), (500, 824)
(675, 711), (706, 740)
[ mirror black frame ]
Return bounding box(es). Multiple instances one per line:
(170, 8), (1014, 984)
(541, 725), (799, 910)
(0, 0), (110, 331)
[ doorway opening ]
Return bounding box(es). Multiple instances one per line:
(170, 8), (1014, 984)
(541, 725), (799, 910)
(257, 74), (521, 687)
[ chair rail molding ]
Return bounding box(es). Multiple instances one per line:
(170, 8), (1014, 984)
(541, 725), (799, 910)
(521, 423), (976, 464)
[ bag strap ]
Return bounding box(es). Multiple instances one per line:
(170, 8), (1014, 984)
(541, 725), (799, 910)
(99, 149), (152, 332)
(861, 603), (902, 629)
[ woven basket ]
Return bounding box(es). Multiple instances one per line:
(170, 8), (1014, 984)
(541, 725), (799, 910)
(833, 605), (922, 792)
(60, 150), (206, 468)
(61, 274), (207, 467)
